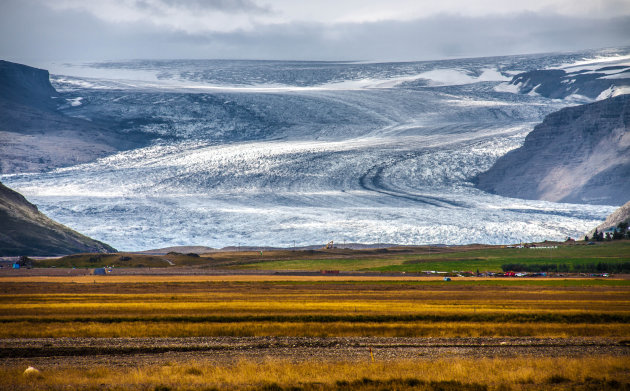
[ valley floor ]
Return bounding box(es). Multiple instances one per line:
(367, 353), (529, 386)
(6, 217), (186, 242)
(2, 339), (629, 390)
(1, 274), (628, 390)
(2, 337), (629, 390)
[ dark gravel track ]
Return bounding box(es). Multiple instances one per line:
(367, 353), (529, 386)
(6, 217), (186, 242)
(2, 337), (628, 368)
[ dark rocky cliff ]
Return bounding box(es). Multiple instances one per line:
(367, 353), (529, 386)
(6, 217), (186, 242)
(474, 94), (630, 206)
(0, 60), (58, 108)
(0, 181), (116, 256)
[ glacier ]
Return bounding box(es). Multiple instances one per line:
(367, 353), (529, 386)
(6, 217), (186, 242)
(3, 49), (628, 251)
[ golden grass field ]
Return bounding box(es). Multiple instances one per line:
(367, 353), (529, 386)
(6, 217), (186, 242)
(1, 276), (629, 338)
(1, 275), (629, 390)
(5, 356), (630, 390)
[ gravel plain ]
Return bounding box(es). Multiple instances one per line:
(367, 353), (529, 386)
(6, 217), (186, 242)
(2, 336), (628, 369)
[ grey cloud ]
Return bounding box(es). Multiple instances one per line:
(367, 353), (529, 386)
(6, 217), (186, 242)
(1, 0), (629, 63)
(185, 14), (630, 61)
(140, 0), (273, 14)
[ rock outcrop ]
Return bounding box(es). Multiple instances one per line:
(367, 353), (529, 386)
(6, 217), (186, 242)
(474, 94), (630, 206)
(0, 181), (116, 256)
(0, 60), (58, 108)
(503, 65), (630, 100)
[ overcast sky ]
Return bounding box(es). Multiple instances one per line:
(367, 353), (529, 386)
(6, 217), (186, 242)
(1, 0), (629, 62)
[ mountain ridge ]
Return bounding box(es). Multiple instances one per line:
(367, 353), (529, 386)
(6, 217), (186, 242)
(502, 65), (630, 100)
(0, 181), (116, 256)
(587, 200), (630, 238)
(0, 60), (151, 174)
(474, 94), (630, 206)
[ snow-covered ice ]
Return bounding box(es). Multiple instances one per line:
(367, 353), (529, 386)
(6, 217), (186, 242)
(3, 50), (626, 251)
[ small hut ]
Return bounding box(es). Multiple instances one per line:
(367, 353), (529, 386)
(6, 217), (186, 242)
(93, 268), (106, 275)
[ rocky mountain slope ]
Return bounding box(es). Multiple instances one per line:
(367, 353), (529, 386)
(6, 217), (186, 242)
(587, 200), (630, 237)
(0, 181), (116, 256)
(474, 94), (630, 206)
(0, 60), (148, 174)
(501, 62), (630, 100)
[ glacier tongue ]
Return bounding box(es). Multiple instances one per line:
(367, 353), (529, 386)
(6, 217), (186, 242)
(3, 51), (625, 251)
